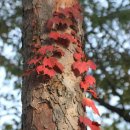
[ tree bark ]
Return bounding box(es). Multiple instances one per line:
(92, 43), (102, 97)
(22, 0), (85, 130)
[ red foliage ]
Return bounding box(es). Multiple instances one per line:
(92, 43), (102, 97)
(80, 81), (90, 91)
(26, 3), (100, 129)
(73, 52), (85, 61)
(80, 75), (96, 91)
(43, 57), (64, 72)
(82, 98), (100, 115)
(84, 75), (96, 86)
(79, 116), (100, 130)
(59, 4), (83, 20)
(38, 45), (54, 55)
(27, 44), (64, 77)
(43, 57), (57, 68)
(27, 57), (41, 65)
(54, 61), (64, 73)
(87, 89), (98, 98)
(73, 53), (82, 61)
(72, 61), (89, 76)
(86, 60), (97, 70)
(36, 57), (64, 77)
(47, 16), (73, 29)
(49, 32), (78, 45)
(36, 65), (56, 77)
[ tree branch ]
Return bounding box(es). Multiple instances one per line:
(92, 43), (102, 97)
(95, 98), (130, 122)
(84, 9), (130, 26)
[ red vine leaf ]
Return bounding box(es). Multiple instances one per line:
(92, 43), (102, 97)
(43, 57), (64, 73)
(47, 17), (73, 29)
(80, 81), (90, 91)
(43, 57), (56, 68)
(36, 65), (44, 74)
(85, 75), (96, 86)
(46, 19), (53, 30)
(38, 45), (54, 56)
(72, 4), (83, 20)
(43, 67), (56, 77)
(36, 56), (64, 77)
(36, 65), (56, 77)
(82, 98), (100, 115)
(79, 116), (100, 130)
(80, 75), (96, 91)
(27, 57), (41, 65)
(72, 61), (89, 76)
(54, 61), (64, 73)
(92, 121), (101, 126)
(73, 53), (82, 61)
(59, 4), (83, 20)
(73, 52), (85, 61)
(61, 33), (77, 44)
(87, 89), (98, 98)
(86, 60), (97, 70)
(49, 32), (78, 45)
(49, 32), (60, 40)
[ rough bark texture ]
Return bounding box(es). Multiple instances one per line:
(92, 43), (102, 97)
(22, 0), (85, 130)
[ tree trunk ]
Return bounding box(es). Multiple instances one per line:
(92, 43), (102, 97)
(22, 0), (85, 130)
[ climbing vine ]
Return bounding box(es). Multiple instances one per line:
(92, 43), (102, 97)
(25, 3), (101, 130)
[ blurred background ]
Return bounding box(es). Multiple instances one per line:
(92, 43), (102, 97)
(0, 0), (130, 130)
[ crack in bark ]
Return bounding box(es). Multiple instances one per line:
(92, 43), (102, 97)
(51, 92), (75, 130)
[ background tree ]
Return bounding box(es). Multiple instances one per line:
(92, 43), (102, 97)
(0, 0), (130, 130)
